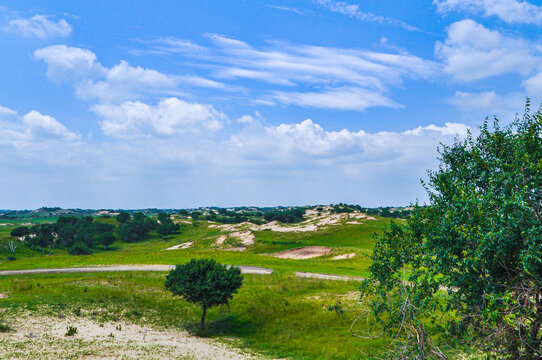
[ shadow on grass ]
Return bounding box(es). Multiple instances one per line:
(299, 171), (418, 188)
(185, 314), (257, 338)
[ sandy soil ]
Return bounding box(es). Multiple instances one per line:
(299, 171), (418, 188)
(208, 209), (375, 237)
(164, 242), (193, 250)
(0, 314), (270, 360)
(331, 253), (356, 260)
(295, 272), (364, 281)
(215, 235), (227, 245)
(271, 246), (332, 260)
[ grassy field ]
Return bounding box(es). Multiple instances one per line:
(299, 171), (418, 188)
(0, 216), (392, 277)
(0, 213), (478, 359)
(0, 271), (389, 359)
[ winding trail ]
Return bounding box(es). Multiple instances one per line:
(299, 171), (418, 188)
(0, 265), (366, 281)
(0, 265), (274, 276)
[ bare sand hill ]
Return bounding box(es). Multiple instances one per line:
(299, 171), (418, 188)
(271, 246), (332, 260)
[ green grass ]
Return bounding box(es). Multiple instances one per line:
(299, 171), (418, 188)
(0, 271), (388, 359)
(0, 218), (393, 277)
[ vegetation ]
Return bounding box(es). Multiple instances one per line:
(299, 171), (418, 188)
(165, 259), (243, 329)
(263, 208), (305, 223)
(362, 104), (542, 359)
(156, 213), (180, 237)
(117, 212), (157, 243)
(12, 216), (116, 254)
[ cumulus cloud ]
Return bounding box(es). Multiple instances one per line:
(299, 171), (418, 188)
(34, 45), (223, 103)
(522, 72), (542, 96)
(0, 109), (79, 148)
(435, 19), (541, 82)
(236, 112), (263, 124)
(230, 119), (469, 165)
(34, 45), (104, 82)
(434, 0), (542, 25)
(4, 15), (72, 39)
(92, 97), (226, 138)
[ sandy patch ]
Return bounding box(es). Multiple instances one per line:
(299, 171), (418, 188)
(215, 235), (227, 245)
(207, 208), (376, 245)
(229, 231), (255, 246)
(271, 246), (332, 260)
(0, 314), (268, 360)
(164, 242), (193, 251)
(331, 253), (356, 260)
(226, 247), (247, 251)
(0, 293), (8, 299)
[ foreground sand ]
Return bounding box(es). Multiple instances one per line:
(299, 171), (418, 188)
(0, 313), (271, 360)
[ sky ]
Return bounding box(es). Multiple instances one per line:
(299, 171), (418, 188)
(0, 0), (540, 209)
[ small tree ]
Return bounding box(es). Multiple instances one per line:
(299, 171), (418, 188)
(165, 259), (243, 330)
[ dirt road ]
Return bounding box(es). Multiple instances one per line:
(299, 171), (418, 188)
(0, 265), (274, 276)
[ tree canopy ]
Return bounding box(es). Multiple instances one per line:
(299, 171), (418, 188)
(362, 103), (542, 359)
(165, 259), (243, 329)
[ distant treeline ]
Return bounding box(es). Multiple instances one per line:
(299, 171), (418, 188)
(10, 212), (180, 255)
(182, 207), (307, 224)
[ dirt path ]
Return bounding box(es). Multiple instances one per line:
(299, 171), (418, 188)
(0, 265), (274, 276)
(295, 271), (364, 281)
(0, 265), (367, 282)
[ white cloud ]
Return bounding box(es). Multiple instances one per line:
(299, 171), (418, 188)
(230, 119), (469, 166)
(434, 0), (542, 25)
(139, 34), (439, 111)
(435, 19), (541, 82)
(271, 86), (401, 110)
(0, 109), (80, 149)
(21, 110), (80, 141)
(0, 105), (17, 117)
(314, 0), (419, 31)
(75, 60), (179, 102)
(0, 103), (472, 208)
(34, 45), (104, 82)
(448, 90), (501, 109)
(93, 97), (226, 138)
(35, 45), (225, 103)
(446, 90), (526, 122)
(236, 112), (263, 124)
(522, 72), (542, 95)
(4, 15), (72, 39)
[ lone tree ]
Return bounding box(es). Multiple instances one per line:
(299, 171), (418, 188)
(165, 259), (243, 330)
(362, 102), (542, 359)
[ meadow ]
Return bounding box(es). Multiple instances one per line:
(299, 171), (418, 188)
(0, 209), (476, 359)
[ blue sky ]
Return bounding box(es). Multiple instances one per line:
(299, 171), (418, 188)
(0, 0), (540, 209)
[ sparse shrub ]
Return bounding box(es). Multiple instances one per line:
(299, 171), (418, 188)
(11, 279), (34, 292)
(0, 323), (12, 333)
(65, 325), (77, 336)
(73, 308), (82, 316)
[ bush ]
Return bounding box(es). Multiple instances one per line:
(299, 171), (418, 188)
(68, 242), (91, 255)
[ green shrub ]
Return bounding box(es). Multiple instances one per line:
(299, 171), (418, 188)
(65, 325), (77, 336)
(68, 242), (91, 255)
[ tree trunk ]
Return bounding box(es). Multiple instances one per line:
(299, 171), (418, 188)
(201, 305), (207, 330)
